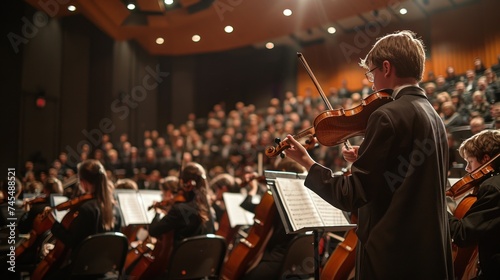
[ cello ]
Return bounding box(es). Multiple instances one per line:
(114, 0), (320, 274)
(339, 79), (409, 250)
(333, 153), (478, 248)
(123, 192), (185, 279)
(220, 189), (277, 280)
(320, 213), (357, 280)
(446, 153), (500, 279)
(31, 192), (94, 280)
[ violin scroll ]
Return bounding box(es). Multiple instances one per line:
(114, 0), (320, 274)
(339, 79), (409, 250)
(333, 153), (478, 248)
(265, 126), (316, 158)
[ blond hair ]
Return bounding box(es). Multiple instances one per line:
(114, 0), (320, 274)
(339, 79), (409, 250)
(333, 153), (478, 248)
(360, 30), (426, 81)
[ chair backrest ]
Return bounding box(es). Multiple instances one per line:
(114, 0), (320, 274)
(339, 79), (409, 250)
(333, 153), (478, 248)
(70, 232), (128, 278)
(167, 234), (226, 280)
(279, 233), (315, 280)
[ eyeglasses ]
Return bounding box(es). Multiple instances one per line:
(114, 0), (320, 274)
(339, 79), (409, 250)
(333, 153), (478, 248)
(365, 66), (379, 83)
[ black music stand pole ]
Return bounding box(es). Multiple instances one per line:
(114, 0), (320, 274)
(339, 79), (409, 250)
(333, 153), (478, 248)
(313, 229), (321, 280)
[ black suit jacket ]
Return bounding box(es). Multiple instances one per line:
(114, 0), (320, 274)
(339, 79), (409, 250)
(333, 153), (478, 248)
(305, 86), (454, 279)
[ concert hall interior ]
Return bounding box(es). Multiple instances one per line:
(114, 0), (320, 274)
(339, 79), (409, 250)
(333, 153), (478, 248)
(2, 0), (500, 279)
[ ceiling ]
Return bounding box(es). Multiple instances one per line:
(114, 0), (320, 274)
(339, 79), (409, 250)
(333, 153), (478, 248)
(25, 0), (478, 56)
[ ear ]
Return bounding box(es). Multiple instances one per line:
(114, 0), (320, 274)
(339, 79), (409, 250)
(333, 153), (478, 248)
(382, 60), (392, 78)
(481, 154), (491, 164)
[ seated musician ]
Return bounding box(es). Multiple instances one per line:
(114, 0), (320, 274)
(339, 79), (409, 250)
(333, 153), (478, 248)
(14, 177), (64, 267)
(241, 158), (306, 280)
(41, 159), (122, 279)
(151, 175), (180, 220)
(148, 162), (215, 244)
(448, 129), (500, 280)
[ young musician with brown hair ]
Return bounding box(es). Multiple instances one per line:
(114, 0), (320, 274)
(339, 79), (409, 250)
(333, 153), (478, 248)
(148, 162), (215, 244)
(39, 159), (122, 279)
(448, 129), (500, 279)
(284, 30), (454, 279)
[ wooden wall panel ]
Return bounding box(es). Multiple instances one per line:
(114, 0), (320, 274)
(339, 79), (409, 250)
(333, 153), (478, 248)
(297, 0), (500, 95)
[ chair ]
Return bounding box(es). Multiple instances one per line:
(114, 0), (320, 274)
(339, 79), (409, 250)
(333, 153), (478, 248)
(69, 232), (128, 279)
(279, 232), (315, 280)
(166, 234), (226, 280)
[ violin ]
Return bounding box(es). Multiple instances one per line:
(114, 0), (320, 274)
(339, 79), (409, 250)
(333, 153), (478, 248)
(446, 153), (500, 199)
(447, 152), (499, 279)
(265, 53), (393, 158)
(265, 126), (317, 158)
(22, 195), (49, 212)
(31, 192), (95, 280)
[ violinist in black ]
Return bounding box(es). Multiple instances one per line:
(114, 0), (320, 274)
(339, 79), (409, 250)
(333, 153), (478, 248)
(40, 159), (122, 279)
(448, 129), (500, 279)
(149, 162), (215, 244)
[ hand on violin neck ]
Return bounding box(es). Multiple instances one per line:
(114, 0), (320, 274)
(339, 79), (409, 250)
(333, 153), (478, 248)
(285, 134), (316, 171)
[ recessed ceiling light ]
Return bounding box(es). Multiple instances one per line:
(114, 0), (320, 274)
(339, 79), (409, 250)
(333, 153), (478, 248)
(164, 0), (174, 5)
(156, 37), (164, 44)
(327, 27), (336, 34)
(67, 5), (76, 12)
(283, 9), (292, 17)
(192, 35), (201, 42)
(224, 26), (233, 33)
(399, 8), (407, 15)
(265, 42), (274, 49)
(127, 4), (136, 10)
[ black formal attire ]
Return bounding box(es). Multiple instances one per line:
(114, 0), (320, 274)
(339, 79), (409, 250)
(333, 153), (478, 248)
(240, 194), (296, 280)
(44, 198), (122, 279)
(149, 200), (215, 245)
(449, 174), (500, 280)
(304, 86), (454, 279)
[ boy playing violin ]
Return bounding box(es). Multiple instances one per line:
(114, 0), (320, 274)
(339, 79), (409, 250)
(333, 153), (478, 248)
(448, 129), (500, 279)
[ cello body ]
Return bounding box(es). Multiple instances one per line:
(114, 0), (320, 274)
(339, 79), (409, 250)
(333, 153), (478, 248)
(321, 214), (358, 280)
(451, 195), (479, 280)
(220, 190), (277, 280)
(125, 231), (174, 280)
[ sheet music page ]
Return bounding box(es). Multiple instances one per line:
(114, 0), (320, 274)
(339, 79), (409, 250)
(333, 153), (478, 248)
(222, 192), (255, 228)
(275, 178), (323, 231)
(138, 190), (163, 223)
(116, 192), (148, 225)
(51, 196), (69, 223)
(308, 190), (349, 226)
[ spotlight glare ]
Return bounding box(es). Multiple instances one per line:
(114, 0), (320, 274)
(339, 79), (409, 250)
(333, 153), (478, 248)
(265, 42), (274, 49)
(224, 25), (234, 33)
(164, 0), (174, 5)
(283, 9), (292, 16)
(192, 34), (201, 42)
(327, 27), (336, 34)
(127, 3), (136, 10)
(156, 37), (164, 44)
(67, 5), (76, 12)
(399, 8), (408, 15)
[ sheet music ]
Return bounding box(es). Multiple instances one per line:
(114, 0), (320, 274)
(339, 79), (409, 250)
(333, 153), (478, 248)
(275, 178), (323, 231)
(138, 190), (162, 223)
(308, 190), (349, 226)
(51, 195), (69, 223)
(116, 192), (149, 225)
(222, 192), (255, 228)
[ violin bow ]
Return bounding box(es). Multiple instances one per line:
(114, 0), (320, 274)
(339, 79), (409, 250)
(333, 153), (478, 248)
(297, 52), (352, 150)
